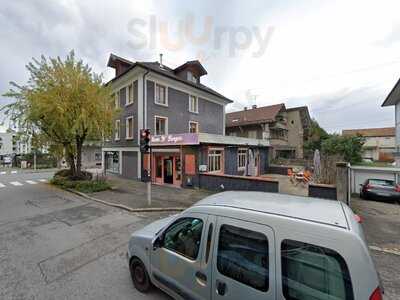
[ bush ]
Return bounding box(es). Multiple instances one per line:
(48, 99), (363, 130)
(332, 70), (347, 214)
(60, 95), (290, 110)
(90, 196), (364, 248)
(54, 169), (92, 181)
(51, 176), (110, 193)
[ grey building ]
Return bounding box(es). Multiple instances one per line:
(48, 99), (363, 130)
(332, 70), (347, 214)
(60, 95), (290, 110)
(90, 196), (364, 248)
(103, 54), (233, 179)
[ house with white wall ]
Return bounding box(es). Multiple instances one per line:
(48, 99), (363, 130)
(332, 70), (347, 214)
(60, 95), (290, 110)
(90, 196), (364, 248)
(342, 127), (395, 162)
(382, 78), (400, 166)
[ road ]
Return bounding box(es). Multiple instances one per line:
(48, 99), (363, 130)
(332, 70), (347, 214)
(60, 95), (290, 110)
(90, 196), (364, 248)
(0, 170), (171, 299)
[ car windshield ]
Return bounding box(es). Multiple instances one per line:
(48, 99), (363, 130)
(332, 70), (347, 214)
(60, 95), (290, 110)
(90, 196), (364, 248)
(369, 179), (394, 187)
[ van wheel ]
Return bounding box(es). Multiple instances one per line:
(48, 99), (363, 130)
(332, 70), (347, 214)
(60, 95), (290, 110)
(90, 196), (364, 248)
(130, 258), (152, 293)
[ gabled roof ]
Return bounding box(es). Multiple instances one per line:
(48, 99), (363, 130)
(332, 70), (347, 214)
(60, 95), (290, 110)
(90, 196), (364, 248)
(226, 103), (285, 127)
(106, 54), (232, 104)
(342, 127), (395, 137)
(382, 78), (400, 106)
(174, 60), (207, 76)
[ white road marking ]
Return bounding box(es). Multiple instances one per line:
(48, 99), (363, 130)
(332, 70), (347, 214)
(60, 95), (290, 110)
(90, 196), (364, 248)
(0, 171), (6, 175)
(26, 180), (37, 185)
(10, 171), (17, 174)
(38, 179), (48, 182)
(0, 183), (5, 188)
(10, 181), (23, 186)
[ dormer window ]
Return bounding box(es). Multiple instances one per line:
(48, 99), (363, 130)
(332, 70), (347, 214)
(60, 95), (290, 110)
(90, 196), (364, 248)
(187, 71), (197, 83)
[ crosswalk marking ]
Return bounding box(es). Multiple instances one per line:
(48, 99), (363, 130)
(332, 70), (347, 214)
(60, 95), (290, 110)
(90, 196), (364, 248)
(0, 183), (5, 188)
(10, 171), (17, 174)
(0, 172), (6, 175)
(10, 181), (23, 186)
(26, 180), (37, 185)
(38, 179), (48, 182)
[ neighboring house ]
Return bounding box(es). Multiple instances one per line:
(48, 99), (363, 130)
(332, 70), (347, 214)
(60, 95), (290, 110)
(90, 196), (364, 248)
(81, 142), (102, 169)
(0, 132), (16, 157)
(382, 78), (400, 166)
(342, 127), (395, 162)
(103, 54), (270, 185)
(225, 104), (311, 159)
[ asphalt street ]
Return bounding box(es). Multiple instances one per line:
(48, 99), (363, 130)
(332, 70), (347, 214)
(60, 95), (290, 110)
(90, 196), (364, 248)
(0, 170), (171, 300)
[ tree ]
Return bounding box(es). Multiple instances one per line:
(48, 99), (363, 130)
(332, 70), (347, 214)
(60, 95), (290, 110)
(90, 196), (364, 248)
(2, 51), (115, 179)
(304, 119), (329, 155)
(322, 134), (365, 164)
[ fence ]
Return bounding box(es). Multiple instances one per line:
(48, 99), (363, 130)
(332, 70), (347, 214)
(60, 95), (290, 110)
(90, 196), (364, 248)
(199, 173), (279, 193)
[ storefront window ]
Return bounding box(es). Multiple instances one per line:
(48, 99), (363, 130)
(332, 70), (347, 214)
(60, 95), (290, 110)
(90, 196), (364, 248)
(175, 157), (181, 181)
(156, 156), (162, 178)
(208, 149), (223, 172)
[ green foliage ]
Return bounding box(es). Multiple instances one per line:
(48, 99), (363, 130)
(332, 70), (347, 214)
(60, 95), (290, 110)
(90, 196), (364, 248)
(51, 176), (111, 193)
(304, 119), (330, 153)
(2, 50), (115, 178)
(321, 134), (365, 164)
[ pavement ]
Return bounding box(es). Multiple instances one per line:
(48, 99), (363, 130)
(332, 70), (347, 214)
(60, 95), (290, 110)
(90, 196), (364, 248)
(351, 197), (400, 299)
(0, 170), (172, 300)
(89, 175), (214, 210)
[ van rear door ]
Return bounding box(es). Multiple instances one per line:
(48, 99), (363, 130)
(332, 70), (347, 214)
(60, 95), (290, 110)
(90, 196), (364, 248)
(211, 216), (275, 300)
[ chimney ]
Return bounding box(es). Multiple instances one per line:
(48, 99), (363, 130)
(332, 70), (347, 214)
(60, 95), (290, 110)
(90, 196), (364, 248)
(159, 53), (163, 68)
(252, 105), (257, 109)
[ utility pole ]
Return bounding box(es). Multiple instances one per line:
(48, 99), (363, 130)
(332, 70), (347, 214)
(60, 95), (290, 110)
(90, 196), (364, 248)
(33, 150), (37, 171)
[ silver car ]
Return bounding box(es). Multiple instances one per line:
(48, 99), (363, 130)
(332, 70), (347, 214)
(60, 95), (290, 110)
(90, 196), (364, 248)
(127, 191), (383, 300)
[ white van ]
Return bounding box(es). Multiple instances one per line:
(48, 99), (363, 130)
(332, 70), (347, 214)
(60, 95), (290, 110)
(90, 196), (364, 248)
(127, 191), (383, 300)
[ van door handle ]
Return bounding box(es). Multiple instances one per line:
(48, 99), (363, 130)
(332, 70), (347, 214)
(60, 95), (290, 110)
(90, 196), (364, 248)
(216, 280), (226, 296)
(195, 271), (207, 283)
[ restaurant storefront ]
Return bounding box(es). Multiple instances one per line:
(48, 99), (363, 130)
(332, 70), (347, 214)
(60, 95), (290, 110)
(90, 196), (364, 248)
(148, 133), (270, 188)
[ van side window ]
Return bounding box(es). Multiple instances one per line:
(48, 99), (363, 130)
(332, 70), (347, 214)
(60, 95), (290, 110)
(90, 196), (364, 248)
(281, 239), (354, 300)
(163, 218), (203, 260)
(217, 225), (269, 292)
(205, 223), (213, 264)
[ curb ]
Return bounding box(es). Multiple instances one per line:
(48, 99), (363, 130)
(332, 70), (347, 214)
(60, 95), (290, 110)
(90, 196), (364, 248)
(369, 245), (400, 256)
(66, 188), (186, 213)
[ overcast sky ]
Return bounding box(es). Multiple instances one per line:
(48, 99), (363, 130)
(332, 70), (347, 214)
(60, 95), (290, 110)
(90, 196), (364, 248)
(1, 0), (399, 133)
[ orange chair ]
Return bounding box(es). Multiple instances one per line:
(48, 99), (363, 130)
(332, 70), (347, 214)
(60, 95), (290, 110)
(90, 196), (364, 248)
(287, 168), (295, 183)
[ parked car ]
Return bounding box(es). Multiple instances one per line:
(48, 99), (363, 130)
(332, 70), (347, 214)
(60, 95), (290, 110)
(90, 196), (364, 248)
(127, 191), (383, 300)
(360, 179), (400, 202)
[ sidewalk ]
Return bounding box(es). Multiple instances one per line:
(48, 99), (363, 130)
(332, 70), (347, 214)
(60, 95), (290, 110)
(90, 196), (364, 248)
(87, 175), (215, 210)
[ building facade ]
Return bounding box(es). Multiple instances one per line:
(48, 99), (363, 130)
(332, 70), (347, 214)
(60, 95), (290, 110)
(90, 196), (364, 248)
(382, 78), (400, 166)
(342, 127), (395, 162)
(225, 104), (311, 159)
(103, 54), (245, 181)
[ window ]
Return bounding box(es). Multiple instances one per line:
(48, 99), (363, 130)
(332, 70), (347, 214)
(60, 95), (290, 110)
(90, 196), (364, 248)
(115, 120), (120, 140)
(248, 130), (257, 139)
(163, 218), (204, 260)
(126, 117), (134, 140)
(126, 83), (134, 105)
(217, 225), (269, 292)
(281, 239), (354, 300)
(238, 148), (247, 169)
(155, 116), (167, 135)
(187, 71), (197, 83)
(115, 91), (120, 108)
(205, 223), (213, 264)
(155, 83), (167, 106)
(208, 149), (223, 172)
(189, 121), (199, 133)
(189, 95), (198, 113)
(95, 153), (102, 161)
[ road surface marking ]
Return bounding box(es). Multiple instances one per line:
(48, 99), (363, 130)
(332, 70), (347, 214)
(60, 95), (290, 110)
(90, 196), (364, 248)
(0, 172), (6, 175)
(26, 180), (37, 185)
(10, 171), (17, 174)
(369, 245), (400, 256)
(38, 179), (48, 182)
(0, 183), (5, 188)
(10, 181), (23, 186)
